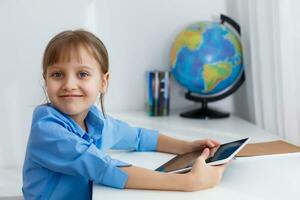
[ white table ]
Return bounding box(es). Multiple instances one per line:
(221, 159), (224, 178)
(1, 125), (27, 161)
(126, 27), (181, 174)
(93, 111), (300, 200)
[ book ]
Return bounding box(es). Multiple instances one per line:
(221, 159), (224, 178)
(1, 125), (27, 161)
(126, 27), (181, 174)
(147, 72), (154, 116)
(162, 71), (170, 116)
(146, 71), (170, 116)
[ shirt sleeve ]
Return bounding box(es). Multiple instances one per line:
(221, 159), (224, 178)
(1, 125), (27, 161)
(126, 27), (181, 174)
(101, 116), (159, 151)
(29, 116), (130, 189)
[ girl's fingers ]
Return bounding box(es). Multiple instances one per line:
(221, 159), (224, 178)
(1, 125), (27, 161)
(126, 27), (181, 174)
(215, 161), (230, 173)
(217, 164), (227, 174)
(205, 139), (219, 148)
(192, 139), (221, 153)
(206, 140), (214, 147)
(211, 139), (221, 146)
(199, 148), (210, 160)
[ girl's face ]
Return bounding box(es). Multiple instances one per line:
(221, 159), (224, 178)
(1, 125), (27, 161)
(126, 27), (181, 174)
(45, 47), (109, 120)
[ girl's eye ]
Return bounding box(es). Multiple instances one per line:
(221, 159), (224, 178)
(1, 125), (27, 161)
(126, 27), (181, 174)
(79, 71), (89, 78)
(50, 72), (63, 78)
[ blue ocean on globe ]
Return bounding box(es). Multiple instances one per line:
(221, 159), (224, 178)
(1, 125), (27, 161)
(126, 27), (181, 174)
(170, 22), (243, 96)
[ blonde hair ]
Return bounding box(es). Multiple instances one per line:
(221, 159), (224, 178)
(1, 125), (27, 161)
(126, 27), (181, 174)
(42, 29), (109, 117)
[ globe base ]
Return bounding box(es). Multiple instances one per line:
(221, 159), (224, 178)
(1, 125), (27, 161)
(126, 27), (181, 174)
(180, 106), (230, 119)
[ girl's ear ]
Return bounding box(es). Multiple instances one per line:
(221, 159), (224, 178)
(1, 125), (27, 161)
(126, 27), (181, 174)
(100, 72), (110, 93)
(43, 73), (47, 86)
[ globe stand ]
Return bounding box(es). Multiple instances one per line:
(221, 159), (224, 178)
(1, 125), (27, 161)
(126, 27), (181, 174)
(180, 92), (230, 119)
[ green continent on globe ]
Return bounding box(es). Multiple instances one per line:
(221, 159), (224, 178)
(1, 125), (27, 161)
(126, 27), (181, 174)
(226, 32), (242, 56)
(203, 62), (232, 92)
(170, 28), (204, 67)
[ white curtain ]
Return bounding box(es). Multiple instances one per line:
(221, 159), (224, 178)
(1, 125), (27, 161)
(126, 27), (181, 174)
(237, 0), (300, 145)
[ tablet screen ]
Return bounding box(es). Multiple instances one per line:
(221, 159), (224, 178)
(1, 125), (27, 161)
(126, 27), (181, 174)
(155, 138), (249, 173)
(206, 138), (248, 163)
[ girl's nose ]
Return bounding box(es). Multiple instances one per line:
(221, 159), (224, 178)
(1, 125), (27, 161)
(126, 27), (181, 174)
(62, 75), (77, 91)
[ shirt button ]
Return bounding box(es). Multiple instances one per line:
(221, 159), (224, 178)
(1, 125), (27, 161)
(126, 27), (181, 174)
(83, 134), (89, 141)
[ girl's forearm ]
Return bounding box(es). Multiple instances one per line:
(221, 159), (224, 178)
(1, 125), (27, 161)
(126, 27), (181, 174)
(121, 166), (189, 191)
(156, 134), (192, 155)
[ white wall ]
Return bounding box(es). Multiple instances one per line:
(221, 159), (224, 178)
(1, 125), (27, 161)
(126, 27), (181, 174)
(0, 0), (249, 167)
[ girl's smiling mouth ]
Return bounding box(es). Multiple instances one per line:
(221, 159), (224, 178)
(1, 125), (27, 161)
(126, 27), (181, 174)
(59, 94), (84, 99)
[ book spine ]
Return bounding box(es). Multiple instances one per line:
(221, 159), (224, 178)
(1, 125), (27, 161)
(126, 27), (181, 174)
(163, 71), (170, 116)
(154, 71), (159, 116)
(147, 72), (154, 116)
(158, 72), (164, 116)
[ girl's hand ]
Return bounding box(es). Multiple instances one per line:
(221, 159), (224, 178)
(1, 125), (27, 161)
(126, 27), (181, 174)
(183, 139), (220, 154)
(184, 148), (227, 191)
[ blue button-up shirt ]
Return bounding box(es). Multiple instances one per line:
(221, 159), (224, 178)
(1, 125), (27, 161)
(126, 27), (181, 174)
(22, 104), (158, 199)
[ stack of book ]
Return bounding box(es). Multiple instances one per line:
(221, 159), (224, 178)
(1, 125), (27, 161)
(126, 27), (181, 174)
(147, 71), (170, 116)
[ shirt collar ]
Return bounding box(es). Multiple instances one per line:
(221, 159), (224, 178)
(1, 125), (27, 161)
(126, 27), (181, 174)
(48, 103), (104, 139)
(85, 105), (104, 140)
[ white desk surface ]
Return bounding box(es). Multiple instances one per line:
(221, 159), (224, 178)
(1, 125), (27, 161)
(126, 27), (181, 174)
(93, 111), (300, 200)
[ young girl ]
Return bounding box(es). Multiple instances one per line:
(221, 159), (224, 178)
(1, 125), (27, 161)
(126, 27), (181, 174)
(22, 29), (227, 199)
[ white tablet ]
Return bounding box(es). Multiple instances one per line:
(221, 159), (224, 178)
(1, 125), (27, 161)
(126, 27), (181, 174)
(155, 138), (250, 173)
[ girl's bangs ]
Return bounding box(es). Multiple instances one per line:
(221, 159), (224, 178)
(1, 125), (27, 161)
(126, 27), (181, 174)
(46, 41), (85, 66)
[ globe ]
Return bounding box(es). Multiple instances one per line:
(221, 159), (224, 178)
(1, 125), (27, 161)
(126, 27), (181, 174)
(170, 14), (244, 119)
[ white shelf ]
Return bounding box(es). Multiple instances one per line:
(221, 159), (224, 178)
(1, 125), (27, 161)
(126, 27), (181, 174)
(110, 110), (279, 143)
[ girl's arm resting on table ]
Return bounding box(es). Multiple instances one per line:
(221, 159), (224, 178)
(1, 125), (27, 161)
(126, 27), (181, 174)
(122, 166), (187, 191)
(105, 116), (218, 154)
(156, 134), (191, 155)
(156, 134), (220, 155)
(121, 148), (226, 191)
